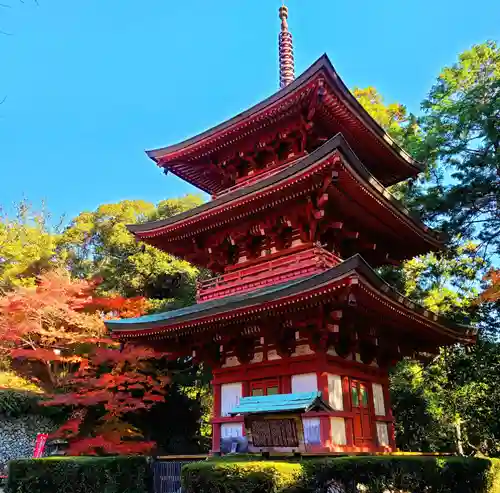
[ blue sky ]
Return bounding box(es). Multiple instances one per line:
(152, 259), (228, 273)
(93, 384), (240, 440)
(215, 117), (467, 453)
(0, 0), (498, 223)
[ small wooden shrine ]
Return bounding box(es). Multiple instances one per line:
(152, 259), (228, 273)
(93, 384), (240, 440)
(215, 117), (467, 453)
(230, 392), (332, 454)
(106, 5), (475, 454)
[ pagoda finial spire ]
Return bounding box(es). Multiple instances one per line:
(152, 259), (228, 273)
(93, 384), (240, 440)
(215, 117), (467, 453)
(279, 2), (295, 88)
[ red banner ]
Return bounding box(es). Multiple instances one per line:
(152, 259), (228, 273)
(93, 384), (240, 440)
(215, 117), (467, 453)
(33, 433), (48, 458)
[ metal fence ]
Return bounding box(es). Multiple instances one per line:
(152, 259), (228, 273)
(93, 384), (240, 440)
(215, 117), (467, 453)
(152, 458), (205, 493)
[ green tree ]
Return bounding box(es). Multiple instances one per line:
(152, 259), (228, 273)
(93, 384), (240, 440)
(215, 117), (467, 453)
(59, 195), (204, 309)
(0, 201), (60, 292)
(392, 340), (500, 456)
(416, 41), (500, 259)
(353, 86), (426, 203)
(355, 54), (500, 455)
(354, 87), (422, 155)
(401, 242), (486, 322)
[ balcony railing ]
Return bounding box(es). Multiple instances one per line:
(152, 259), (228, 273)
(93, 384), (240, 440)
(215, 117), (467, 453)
(197, 247), (341, 303)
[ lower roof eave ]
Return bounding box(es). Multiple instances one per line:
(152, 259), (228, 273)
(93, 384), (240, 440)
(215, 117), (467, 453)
(106, 255), (474, 345)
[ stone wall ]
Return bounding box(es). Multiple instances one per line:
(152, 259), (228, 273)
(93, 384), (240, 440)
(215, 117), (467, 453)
(0, 415), (56, 467)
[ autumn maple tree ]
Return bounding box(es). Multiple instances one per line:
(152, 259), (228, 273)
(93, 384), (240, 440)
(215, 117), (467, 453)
(0, 270), (169, 455)
(480, 270), (500, 304)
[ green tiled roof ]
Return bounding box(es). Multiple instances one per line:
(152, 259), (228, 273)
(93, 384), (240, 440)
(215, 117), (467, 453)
(229, 392), (332, 415)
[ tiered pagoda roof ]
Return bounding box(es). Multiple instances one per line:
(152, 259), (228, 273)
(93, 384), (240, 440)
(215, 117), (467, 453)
(146, 55), (422, 194)
(107, 43), (474, 352)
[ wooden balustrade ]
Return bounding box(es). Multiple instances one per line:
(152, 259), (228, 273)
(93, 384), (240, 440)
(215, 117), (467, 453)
(197, 247), (341, 302)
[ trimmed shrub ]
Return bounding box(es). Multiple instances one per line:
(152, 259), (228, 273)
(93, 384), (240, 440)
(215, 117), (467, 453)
(183, 456), (500, 493)
(182, 460), (302, 493)
(285, 456), (500, 493)
(489, 458), (500, 493)
(7, 456), (153, 493)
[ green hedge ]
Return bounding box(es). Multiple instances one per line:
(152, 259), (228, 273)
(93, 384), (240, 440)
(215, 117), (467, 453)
(183, 456), (500, 493)
(286, 456), (500, 493)
(7, 456), (153, 493)
(182, 461), (302, 493)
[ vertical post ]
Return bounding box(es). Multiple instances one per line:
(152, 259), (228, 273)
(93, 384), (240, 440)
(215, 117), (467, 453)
(281, 374), (292, 394)
(242, 380), (249, 398)
(318, 371), (329, 402)
(212, 383), (222, 454)
(212, 424), (222, 454)
(343, 376), (354, 447)
(318, 371), (331, 449)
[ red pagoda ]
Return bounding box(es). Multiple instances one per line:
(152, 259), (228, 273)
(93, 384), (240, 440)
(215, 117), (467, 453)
(107, 5), (474, 454)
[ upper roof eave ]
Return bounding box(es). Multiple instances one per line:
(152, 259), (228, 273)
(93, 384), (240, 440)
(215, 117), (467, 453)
(130, 133), (445, 248)
(145, 54), (423, 174)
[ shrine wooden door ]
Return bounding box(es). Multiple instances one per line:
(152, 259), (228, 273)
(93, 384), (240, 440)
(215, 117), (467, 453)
(351, 380), (373, 446)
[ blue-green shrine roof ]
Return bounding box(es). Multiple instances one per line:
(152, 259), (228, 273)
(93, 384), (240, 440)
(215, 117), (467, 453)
(229, 392), (332, 415)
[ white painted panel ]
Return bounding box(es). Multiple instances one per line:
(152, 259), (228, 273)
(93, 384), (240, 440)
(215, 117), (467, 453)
(221, 383), (242, 417)
(376, 422), (390, 447)
(330, 417), (347, 445)
(303, 417), (321, 445)
(291, 373), (318, 393)
(372, 383), (386, 416)
(221, 423), (243, 438)
(327, 374), (344, 411)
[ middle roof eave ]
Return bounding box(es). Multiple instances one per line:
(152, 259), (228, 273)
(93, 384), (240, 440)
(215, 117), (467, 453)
(129, 133), (445, 248)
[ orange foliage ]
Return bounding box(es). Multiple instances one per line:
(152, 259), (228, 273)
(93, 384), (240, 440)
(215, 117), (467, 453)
(480, 269), (500, 303)
(0, 270), (168, 456)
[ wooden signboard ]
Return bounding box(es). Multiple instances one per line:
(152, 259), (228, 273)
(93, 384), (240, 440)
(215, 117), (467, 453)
(245, 414), (306, 452)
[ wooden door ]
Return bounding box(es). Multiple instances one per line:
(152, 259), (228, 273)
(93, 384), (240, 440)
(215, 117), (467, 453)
(351, 380), (373, 446)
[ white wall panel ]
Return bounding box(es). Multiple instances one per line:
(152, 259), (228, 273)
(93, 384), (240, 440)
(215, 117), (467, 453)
(221, 382), (242, 417)
(291, 373), (318, 393)
(221, 423), (243, 438)
(330, 417), (347, 445)
(327, 374), (344, 410)
(372, 383), (386, 416)
(303, 417), (321, 445)
(376, 422), (390, 447)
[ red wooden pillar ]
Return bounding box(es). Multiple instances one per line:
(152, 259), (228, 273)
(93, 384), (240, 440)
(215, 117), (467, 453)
(318, 371), (331, 449)
(281, 374), (292, 394)
(367, 382), (378, 449)
(212, 424), (221, 453)
(342, 376), (354, 447)
(318, 371), (329, 402)
(242, 380), (249, 398)
(212, 383), (222, 453)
